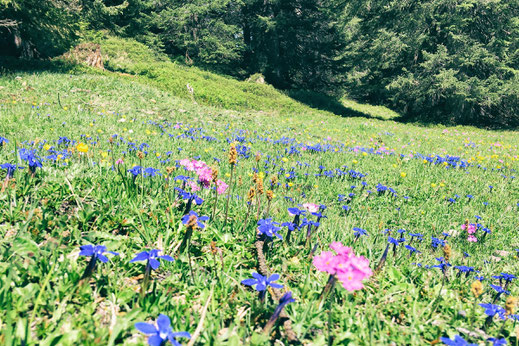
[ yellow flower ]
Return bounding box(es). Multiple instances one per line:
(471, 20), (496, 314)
(352, 160), (358, 164)
(282, 157), (288, 163)
(431, 183), (437, 188)
(287, 182), (294, 187)
(400, 172), (407, 178)
(225, 173), (231, 178)
(439, 182), (445, 187)
(43, 144), (51, 151)
(76, 143), (89, 153)
(101, 152), (108, 158)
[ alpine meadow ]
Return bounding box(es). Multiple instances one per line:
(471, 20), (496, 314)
(1, 1), (519, 346)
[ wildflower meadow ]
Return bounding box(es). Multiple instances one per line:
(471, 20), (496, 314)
(1, 71), (519, 345)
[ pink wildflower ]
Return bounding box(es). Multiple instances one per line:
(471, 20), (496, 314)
(312, 251), (337, 275)
(314, 242), (372, 292)
(179, 159), (194, 171)
(187, 180), (200, 192)
(216, 180), (228, 195)
(468, 235), (478, 242)
(303, 203), (319, 213)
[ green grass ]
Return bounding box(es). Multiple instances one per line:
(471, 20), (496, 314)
(0, 44), (519, 345)
(61, 35), (399, 121)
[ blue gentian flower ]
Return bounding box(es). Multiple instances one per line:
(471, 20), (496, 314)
(143, 167), (160, 177)
(353, 227), (368, 237)
(175, 188), (204, 205)
(388, 237), (399, 245)
(490, 284), (510, 295)
(79, 245), (119, 263)
(19, 148), (42, 173)
(128, 166), (142, 177)
(405, 245), (420, 254)
(181, 211), (209, 229)
(479, 303), (506, 319)
(0, 163), (22, 178)
(257, 218), (282, 239)
(79, 244), (119, 279)
(440, 335), (477, 346)
(135, 314), (191, 346)
(130, 249), (174, 270)
(288, 207), (305, 216)
(487, 338), (507, 346)
(241, 273), (283, 291)
(409, 233), (424, 241)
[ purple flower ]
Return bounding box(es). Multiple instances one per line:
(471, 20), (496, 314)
(135, 314), (191, 346)
(241, 273), (283, 291)
(130, 249), (174, 270)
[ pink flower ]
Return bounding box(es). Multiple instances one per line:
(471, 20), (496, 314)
(302, 203), (319, 213)
(179, 159), (194, 171)
(314, 242), (372, 292)
(216, 180), (228, 195)
(467, 224), (476, 234)
(329, 242), (353, 257)
(188, 180), (200, 192)
(336, 268), (366, 292)
(313, 251), (337, 274)
(468, 235), (478, 242)
(115, 158), (124, 165)
(196, 166), (212, 188)
(193, 160), (208, 171)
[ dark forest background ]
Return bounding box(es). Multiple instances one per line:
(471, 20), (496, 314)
(2, 0), (519, 127)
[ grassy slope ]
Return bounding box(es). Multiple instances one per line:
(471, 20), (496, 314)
(0, 38), (519, 345)
(70, 36), (400, 120)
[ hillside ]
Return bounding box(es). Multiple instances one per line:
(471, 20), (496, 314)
(1, 38), (519, 345)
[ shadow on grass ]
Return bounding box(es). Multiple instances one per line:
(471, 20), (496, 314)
(0, 57), (84, 75)
(287, 90), (402, 121)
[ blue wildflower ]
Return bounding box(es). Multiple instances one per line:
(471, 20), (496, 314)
(487, 338), (507, 346)
(257, 218), (282, 239)
(241, 273), (283, 291)
(479, 303), (506, 319)
(79, 244), (119, 279)
(353, 227), (368, 237)
(440, 335), (477, 346)
(181, 211), (209, 229)
(135, 314), (191, 346)
(130, 249), (174, 270)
